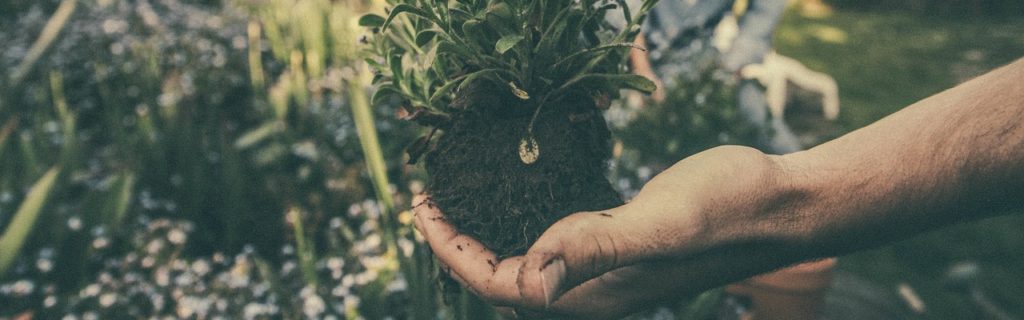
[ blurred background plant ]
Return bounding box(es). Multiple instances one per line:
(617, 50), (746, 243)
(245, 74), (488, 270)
(0, 0), (1022, 319)
(0, 0), (436, 318)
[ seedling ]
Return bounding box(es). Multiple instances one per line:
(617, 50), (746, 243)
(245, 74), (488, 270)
(362, 0), (657, 265)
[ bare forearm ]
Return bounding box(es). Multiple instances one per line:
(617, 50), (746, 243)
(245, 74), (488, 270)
(416, 60), (1024, 317)
(775, 58), (1024, 257)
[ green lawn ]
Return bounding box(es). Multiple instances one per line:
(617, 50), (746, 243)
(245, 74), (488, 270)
(775, 8), (1024, 319)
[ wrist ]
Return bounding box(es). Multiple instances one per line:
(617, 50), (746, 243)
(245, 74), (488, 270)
(678, 147), (820, 261)
(755, 153), (826, 259)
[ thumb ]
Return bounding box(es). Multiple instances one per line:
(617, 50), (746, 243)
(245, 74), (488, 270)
(514, 204), (658, 309)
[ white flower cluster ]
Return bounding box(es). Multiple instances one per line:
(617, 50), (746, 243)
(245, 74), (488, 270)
(0, 211), (418, 319)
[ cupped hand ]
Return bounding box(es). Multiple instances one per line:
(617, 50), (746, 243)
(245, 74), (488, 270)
(413, 146), (811, 319)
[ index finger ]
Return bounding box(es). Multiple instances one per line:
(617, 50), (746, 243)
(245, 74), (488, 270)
(411, 195), (525, 305)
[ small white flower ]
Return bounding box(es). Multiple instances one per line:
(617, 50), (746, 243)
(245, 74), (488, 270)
(146, 239), (165, 254)
(332, 285), (350, 297)
(167, 228), (187, 245)
(81, 284), (101, 297)
(10, 280), (35, 296)
(92, 237), (110, 249)
(44, 295), (57, 308)
(302, 295), (326, 319)
(36, 258), (53, 273)
(386, 277), (407, 293)
(155, 267), (170, 287)
(99, 293), (117, 307)
(68, 216), (83, 231)
(191, 260), (211, 276)
(327, 257), (344, 271)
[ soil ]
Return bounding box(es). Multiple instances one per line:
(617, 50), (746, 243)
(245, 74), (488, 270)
(425, 81), (623, 258)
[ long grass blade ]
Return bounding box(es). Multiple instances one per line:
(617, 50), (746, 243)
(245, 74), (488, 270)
(109, 172), (136, 228)
(0, 167), (61, 275)
(288, 207), (318, 287)
(347, 80), (395, 214)
(9, 0), (77, 86)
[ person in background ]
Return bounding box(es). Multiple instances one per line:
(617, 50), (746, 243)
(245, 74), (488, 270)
(625, 1), (837, 318)
(624, 0), (802, 153)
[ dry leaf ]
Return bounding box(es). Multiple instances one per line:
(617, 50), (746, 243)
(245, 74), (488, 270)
(518, 135), (539, 164)
(509, 81), (530, 100)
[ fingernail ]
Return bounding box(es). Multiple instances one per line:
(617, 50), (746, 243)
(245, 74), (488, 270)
(539, 258), (565, 308)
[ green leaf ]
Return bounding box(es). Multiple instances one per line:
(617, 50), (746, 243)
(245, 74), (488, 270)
(461, 19), (491, 50)
(436, 40), (474, 59)
(388, 51), (404, 88)
(429, 77), (465, 105)
(358, 14), (386, 27)
(639, 0), (660, 15)
(405, 132), (433, 165)
(0, 167), (60, 275)
(485, 2), (515, 33)
(553, 42), (646, 69)
(364, 58), (385, 72)
(456, 68), (514, 93)
(234, 121), (285, 150)
(381, 4), (434, 31)
(495, 34), (524, 54)
(558, 73), (657, 95)
(615, 0), (632, 25)
(107, 172), (136, 228)
(415, 30), (437, 46)
(534, 7), (577, 56)
(370, 83), (403, 106)
(486, 2), (513, 20)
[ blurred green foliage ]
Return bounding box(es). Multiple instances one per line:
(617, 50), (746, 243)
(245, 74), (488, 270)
(823, 0), (1024, 16)
(0, 0), (435, 318)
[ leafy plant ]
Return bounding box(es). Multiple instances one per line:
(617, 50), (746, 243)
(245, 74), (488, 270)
(362, 0), (659, 163)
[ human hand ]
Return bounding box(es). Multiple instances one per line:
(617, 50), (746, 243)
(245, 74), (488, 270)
(414, 146), (814, 319)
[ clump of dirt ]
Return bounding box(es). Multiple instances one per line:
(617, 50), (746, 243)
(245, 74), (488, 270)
(425, 81), (623, 258)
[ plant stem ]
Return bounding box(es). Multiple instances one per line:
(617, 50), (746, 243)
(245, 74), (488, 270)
(0, 167), (61, 275)
(350, 73), (440, 319)
(289, 207), (319, 287)
(9, 0), (77, 87)
(347, 79), (396, 226)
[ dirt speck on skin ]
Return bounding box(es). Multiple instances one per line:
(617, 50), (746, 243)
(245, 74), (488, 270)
(598, 212), (613, 217)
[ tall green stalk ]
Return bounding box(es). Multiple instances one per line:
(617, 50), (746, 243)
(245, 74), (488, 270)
(0, 167), (60, 275)
(347, 79), (397, 239)
(8, 0), (77, 87)
(289, 207), (319, 287)
(348, 74), (439, 320)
